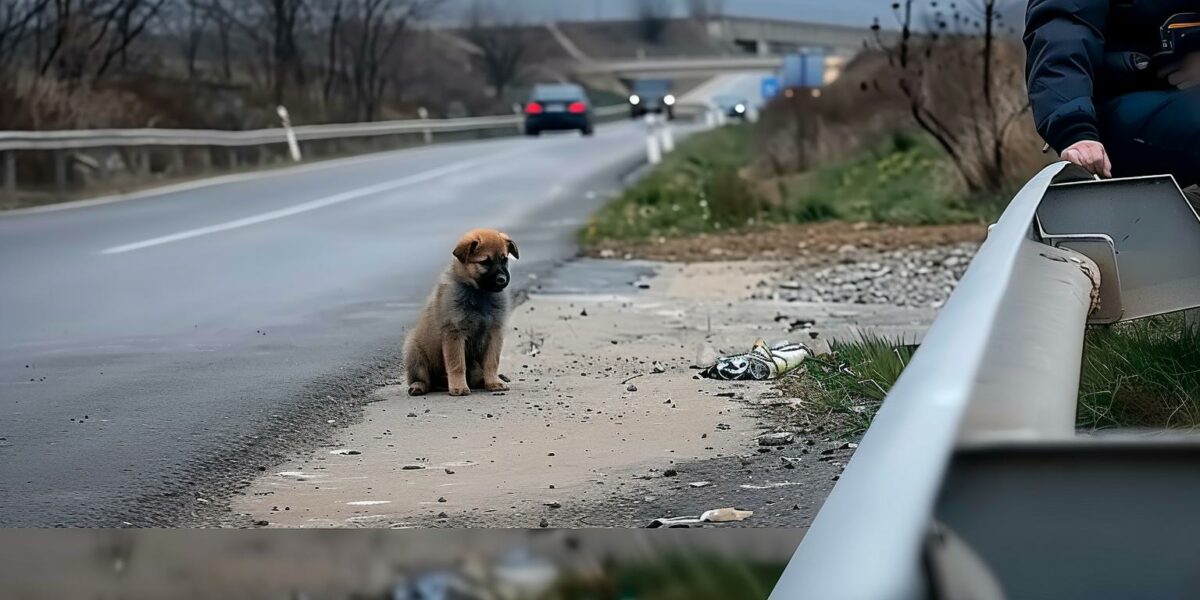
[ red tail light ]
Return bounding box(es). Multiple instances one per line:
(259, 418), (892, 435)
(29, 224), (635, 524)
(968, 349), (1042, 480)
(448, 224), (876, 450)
(526, 102), (544, 114)
(568, 102), (587, 114)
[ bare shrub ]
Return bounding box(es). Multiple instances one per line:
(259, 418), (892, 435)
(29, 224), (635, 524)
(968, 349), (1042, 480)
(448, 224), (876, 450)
(755, 51), (910, 176)
(872, 0), (1041, 192)
(755, 1), (1049, 195)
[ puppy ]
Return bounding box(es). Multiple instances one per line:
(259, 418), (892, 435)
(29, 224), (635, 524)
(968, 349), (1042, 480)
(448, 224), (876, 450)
(404, 228), (518, 397)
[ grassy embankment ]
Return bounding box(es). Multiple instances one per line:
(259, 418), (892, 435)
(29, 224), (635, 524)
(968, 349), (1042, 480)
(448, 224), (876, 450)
(584, 125), (1196, 433)
(582, 125), (995, 245)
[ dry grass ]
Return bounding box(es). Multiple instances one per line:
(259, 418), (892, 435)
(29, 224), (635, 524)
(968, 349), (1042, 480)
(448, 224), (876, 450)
(755, 42), (1051, 194)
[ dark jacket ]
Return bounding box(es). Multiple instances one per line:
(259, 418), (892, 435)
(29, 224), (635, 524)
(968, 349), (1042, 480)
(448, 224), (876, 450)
(1024, 0), (1197, 152)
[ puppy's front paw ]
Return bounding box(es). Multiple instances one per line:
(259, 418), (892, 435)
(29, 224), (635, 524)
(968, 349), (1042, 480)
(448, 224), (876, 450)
(485, 380), (509, 392)
(408, 382), (427, 396)
(448, 386), (471, 397)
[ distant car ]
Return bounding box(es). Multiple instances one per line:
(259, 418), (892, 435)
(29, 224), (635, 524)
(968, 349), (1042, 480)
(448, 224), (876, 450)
(524, 84), (594, 137)
(713, 94), (751, 119)
(628, 79), (676, 120)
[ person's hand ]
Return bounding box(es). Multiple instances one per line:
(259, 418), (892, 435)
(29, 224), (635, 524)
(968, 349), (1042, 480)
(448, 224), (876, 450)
(1158, 52), (1200, 89)
(1061, 140), (1112, 178)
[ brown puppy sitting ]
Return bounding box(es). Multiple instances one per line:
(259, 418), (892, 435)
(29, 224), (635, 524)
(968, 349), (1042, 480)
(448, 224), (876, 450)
(404, 228), (518, 397)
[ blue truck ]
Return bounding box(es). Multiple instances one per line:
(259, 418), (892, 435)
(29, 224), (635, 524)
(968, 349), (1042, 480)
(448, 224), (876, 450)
(780, 52), (826, 91)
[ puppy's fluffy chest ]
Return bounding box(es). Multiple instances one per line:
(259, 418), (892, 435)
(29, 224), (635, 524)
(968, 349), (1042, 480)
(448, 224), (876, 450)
(441, 277), (508, 334)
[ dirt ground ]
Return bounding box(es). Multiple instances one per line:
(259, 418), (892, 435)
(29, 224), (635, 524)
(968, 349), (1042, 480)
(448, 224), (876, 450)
(231, 257), (938, 529)
(583, 222), (985, 263)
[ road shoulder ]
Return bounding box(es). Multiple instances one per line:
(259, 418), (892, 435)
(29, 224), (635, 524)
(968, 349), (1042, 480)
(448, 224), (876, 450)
(231, 257), (936, 528)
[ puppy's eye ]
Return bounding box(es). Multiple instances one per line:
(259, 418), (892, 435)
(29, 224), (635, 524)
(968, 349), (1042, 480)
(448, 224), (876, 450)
(479, 258), (494, 267)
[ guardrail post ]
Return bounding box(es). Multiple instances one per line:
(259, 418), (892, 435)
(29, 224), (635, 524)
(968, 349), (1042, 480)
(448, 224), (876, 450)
(228, 148), (239, 170)
(3, 151), (15, 203)
(659, 118), (675, 154)
(199, 147), (212, 172)
(98, 151), (111, 181)
(418, 107), (433, 144)
(644, 114), (662, 166)
(513, 103), (524, 134)
(276, 105), (303, 162)
(53, 151), (67, 191)
(138, 149), (151, 177)
(171, 148), (185, 175)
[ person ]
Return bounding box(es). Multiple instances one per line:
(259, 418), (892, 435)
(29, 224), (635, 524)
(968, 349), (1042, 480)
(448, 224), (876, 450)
(1025, 1), (1199, 192)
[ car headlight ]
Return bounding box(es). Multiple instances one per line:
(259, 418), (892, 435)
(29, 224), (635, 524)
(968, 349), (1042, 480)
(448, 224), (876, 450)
(735, 104), (746, 113)
(663, 94), (676, 106)
(629, 94), (641, 105)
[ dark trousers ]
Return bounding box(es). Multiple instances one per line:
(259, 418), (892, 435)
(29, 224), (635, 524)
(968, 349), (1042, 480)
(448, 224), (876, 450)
(1099, 89), (1200, 188)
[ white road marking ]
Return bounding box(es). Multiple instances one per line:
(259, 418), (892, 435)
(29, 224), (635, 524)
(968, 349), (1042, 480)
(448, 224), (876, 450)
(100, 152), (511, 255)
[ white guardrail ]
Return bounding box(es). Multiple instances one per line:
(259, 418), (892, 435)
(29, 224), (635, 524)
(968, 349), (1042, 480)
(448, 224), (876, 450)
(0, 104), (630, 151)
(0, 104), (631, 200)
(769, 163), (1200, 599)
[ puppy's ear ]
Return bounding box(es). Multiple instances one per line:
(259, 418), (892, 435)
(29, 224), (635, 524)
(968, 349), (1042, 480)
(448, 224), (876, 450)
(502, 233), (520, 259)
(453, 237), (479, 263)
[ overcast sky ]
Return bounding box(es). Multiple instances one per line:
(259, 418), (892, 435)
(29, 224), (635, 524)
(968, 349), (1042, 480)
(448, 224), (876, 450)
(436, 0), (899, 28)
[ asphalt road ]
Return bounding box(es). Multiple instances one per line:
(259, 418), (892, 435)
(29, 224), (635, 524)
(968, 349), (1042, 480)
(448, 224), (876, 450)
(0, 117), (672, 526)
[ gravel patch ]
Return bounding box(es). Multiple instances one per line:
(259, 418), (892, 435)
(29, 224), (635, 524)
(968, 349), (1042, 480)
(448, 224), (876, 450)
(755, 243), (979, 308)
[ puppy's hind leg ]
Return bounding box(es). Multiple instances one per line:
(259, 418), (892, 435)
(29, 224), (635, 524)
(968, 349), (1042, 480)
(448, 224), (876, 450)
(405, 348), (431, 397)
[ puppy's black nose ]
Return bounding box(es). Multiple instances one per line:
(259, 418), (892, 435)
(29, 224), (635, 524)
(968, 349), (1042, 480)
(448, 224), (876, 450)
(494, 274), (509, 288)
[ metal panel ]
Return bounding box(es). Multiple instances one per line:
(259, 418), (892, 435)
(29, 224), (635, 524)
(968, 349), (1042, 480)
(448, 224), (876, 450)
(1037, 176), (1200, 320)
(769, 162), (1097, 600)
(1052, 236), (1124, 324)
(937, 441), (1200, 600)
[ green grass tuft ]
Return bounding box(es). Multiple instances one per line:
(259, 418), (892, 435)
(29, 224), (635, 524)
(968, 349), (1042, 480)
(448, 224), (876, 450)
(777, 332), (917, 438)
(1079, 316), (1200, 430)
(781, 316), (1200, 438)
(551, 554), (785, 600)
(583, 129), (1001, 245)
(583, 124), (762, 242)
(776, 132), (1000, 226)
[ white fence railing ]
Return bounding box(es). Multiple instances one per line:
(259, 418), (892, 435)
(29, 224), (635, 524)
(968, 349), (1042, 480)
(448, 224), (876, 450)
(0, 104), (630, 201)
(0, 105), (630, 151)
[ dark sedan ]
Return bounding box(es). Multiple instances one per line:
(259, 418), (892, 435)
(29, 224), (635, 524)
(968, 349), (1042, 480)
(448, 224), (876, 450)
(524, 84), (594, 137)
(628, 79), (676, 120)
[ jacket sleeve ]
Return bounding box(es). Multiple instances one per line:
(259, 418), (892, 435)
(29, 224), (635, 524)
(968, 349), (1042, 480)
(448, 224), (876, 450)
(1023, 0), (1108, 153)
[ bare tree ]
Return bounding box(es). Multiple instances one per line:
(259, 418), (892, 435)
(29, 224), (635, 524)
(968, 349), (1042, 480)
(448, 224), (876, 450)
(157, 0), (210, 80)
(30, 0), (166, 82)
(0, 0), (52, 66)
(197, 0), (307, 105)
(871, 0), (1028, 193)
(325, 0), (440, 120)
(633, 0), (671, 44)
(463, 0), (527, 102)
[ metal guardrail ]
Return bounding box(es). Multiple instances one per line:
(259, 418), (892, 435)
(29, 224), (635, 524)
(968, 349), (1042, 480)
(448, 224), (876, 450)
(0, 105), (631, 151)
(769, 162), (1200, 599)
(0, 104), (630, 202)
